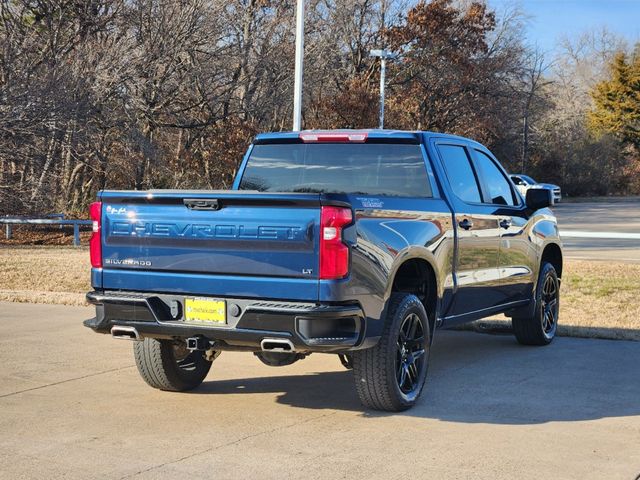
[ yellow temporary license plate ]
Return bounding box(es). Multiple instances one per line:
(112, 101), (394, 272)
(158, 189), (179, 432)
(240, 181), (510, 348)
(184, 298), (226, 324)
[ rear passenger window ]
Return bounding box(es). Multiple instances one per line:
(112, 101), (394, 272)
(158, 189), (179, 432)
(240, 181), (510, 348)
(437, 145), (481, 203)
(473, 150), (516, 206)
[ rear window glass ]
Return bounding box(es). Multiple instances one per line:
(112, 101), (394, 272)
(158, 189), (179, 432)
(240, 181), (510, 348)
(437, 144), (482, 203)
(239, 143), (432, 197)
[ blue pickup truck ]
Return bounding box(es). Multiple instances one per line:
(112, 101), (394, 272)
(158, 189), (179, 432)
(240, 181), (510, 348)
(84, 130), (562, 411)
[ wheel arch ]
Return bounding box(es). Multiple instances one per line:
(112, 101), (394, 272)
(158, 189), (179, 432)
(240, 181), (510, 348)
(385, 254), (439, 335)
(541, 242), (563, 279)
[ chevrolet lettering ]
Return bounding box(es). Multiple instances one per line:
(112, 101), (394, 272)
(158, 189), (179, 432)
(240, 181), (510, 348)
(109, 221), (305, 241)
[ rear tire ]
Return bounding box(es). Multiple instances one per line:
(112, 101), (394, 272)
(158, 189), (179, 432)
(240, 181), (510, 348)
(133, 338), (213, 391)
(513, 262), (559, 346)
(352, 293), (431, 412)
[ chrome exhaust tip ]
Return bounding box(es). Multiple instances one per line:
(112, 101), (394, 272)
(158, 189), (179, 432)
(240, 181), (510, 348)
(110, 326), (141, 341)
(260, 338), (295, 352)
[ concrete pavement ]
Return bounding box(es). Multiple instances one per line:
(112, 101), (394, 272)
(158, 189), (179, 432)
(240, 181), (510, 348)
(554, 199), (640, 262)
(1, 302), (640, 479)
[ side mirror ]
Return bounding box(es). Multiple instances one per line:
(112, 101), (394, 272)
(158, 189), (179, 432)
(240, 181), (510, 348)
(526, 188), (553, 210)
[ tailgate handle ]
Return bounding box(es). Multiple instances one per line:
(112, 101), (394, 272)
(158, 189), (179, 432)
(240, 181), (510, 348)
(184, 199), (220, 211)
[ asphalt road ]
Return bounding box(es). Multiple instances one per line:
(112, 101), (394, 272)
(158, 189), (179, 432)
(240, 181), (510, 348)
(554, 198), (640, 262)
(1, 302), (639, 480)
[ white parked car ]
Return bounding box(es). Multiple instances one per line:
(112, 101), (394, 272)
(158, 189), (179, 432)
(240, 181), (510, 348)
(509, 174), (562, 204)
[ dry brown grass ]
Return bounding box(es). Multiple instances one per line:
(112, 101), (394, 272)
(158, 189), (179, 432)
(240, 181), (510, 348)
(1, 247), (639, 340)
(557, 260), (640, 340)
(0, 246), (89, 306)
(472, 260), (640, 341)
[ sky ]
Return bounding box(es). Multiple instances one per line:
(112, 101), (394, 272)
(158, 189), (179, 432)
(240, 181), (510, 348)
(487, 0), (640, 52)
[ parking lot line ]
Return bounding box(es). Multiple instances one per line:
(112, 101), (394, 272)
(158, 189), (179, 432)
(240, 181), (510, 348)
(561, 230), (640, 240)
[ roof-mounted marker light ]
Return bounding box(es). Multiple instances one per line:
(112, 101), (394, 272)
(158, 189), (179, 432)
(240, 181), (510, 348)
(299, 132), (368, 143)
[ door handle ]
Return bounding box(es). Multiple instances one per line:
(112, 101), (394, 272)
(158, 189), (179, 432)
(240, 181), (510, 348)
(499, 218), (512, 229)
(458, 218), (473, 230)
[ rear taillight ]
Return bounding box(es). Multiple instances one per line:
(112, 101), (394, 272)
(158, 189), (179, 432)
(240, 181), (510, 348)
(319, 206), (352, 280)
(89, 201), (102, 268)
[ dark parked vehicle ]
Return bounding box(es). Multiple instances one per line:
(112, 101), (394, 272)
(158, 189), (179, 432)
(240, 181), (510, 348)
(84, 130), (562, 411)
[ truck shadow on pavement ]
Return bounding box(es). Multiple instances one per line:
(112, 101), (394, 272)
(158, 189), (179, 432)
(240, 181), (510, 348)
(196, 330), (640, 425)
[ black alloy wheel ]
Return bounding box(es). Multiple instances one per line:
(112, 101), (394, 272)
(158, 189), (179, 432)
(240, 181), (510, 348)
(396, 313), (427, 395)
(541, 273), (559, 337)
(171, 342), (206, 373)
(513, 262), (560, 346)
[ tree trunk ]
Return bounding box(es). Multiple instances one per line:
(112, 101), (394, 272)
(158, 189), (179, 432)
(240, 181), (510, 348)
(31, 122), (58, 203)
(521, 112), (529, 173)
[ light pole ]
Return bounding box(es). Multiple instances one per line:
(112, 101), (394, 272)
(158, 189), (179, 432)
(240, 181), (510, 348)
(292, 0), (305, 131)
(370, 49), (397, 129)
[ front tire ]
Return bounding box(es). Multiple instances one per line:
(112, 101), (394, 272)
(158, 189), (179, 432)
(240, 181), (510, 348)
(352, 293), (431, 411)
(512, 262), (560, 345)
(133, 338), (213, 391)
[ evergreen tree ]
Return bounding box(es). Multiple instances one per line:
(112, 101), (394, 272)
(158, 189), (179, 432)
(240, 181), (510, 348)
(589, 49), (640, 153)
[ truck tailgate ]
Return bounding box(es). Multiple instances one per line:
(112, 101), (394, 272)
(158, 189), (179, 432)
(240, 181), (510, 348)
(98, 191), (322, 297)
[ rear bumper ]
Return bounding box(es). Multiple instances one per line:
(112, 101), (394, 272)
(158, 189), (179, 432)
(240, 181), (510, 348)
(84, 290), (367, 353)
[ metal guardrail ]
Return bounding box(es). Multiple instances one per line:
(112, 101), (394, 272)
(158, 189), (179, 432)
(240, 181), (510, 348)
(1, 217), (93, 246)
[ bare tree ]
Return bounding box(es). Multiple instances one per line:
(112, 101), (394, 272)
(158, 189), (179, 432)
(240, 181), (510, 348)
(519, 47), (552, 172)
(1, 1), (637, 216)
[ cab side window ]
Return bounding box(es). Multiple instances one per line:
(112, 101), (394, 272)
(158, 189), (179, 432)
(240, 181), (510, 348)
(438, 145), (482, 204)
(473, 150), (517, 206)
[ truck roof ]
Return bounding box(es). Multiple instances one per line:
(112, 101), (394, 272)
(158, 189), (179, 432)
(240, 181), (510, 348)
(254, 129), (476, 145)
